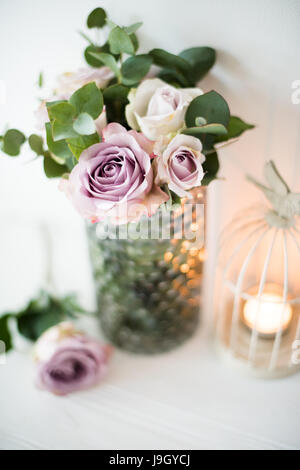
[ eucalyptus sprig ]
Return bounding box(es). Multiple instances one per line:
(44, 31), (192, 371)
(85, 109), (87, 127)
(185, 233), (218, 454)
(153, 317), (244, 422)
(0, 129), (26, 156)
(0, 290), (90, 351)
(46, 81), (103, 161)
(1, 5), (255, 188)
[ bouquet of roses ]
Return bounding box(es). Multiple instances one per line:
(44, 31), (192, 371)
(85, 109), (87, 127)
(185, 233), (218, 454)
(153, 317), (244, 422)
(1, 7), (253, 225)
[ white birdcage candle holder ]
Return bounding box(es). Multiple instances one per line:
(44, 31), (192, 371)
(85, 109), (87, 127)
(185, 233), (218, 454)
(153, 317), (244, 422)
(214, 161), (300, 378)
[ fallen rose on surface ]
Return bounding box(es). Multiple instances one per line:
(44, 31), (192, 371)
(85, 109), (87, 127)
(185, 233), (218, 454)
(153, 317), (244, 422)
(34, 322), (112, 396)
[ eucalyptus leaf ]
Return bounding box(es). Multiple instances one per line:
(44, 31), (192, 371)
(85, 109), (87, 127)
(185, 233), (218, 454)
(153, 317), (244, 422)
(0, 315), (12, 352)
(28, 134), (44, 155)
(45, 122), (73, 160)
(67, 133), (100, 159)
(2, 291), (88, 346)
(73, 113), (96, 135)
(84, 45), (103, 67)
(44, 155), (69, 178)
(38, 72), (43, 88)
(185, 91), (230, 128)
(47, 102), (76, 123)
(65, 155), (77, 171)
(217, 115), (255, 142)
(179, 47), (216, 82)
(121, 55), (152, 85)
(17, 309), (63, 341)
(130, 33), (139, 53)
(182, 123), (228, 137)
(103, 84), (129, 125)
(108, 26), (134, 55)
(202, 150), (220, 185)
(52, 121), (78, 141)
(158, 69), (188, 87)
(124, 22), (143, 35)
(2, 129), (26, 156)
(149, 49), (191, 75)
(69, 82), (103, 120)
(84, 43), (112, 67)
(103, 84), (130, 102)
(87, 7), (107, 28)
(89, 52), (121, 80)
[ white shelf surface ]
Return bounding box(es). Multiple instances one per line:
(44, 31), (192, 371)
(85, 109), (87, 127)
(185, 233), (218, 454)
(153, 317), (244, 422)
(0, 218), (299, 450)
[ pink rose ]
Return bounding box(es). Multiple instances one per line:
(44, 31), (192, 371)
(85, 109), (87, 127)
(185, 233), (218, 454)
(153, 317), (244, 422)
(154, 134), (205, 198)
(35, 323), (111, 396)
(62, 123), (169, 224)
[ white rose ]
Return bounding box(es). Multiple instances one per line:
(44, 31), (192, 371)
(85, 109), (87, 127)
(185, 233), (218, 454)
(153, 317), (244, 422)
(154, 134), (205, 198)
(56, 67), (114, 95)
(125, 78), (203, 141)
(34, 322), (82, 362)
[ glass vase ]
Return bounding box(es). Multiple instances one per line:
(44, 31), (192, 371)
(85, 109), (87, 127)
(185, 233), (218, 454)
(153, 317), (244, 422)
(87, 188), (206, 354)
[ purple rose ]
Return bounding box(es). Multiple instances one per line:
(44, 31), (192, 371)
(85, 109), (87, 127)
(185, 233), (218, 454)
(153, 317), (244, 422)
(35, 323), (111, 395)
(154, 134), (205, 198)
(62, 123), (169, 224)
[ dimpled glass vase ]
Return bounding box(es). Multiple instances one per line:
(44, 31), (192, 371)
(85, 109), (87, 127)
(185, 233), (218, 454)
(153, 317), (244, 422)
(87, 188), (206, 354)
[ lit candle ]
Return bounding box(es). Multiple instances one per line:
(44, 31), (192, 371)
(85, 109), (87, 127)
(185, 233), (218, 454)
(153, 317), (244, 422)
(242, 286), (293, 337)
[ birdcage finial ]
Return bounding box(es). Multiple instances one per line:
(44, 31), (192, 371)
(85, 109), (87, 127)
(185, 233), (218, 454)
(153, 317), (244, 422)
(247, 160), (300, 227)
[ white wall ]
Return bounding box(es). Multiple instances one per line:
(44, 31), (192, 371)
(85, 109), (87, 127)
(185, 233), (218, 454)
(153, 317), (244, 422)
(0, 0), (299, 313)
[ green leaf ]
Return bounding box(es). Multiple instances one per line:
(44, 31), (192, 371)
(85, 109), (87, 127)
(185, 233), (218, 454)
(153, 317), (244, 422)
(84, 45), (104, 67)
(108, 26), (135, 55)
(0, 315), (12, 352)
(179, 47), (216, 82)
(182, 123), (228, 137)
(45, 122), (73, 160)
(52, 121), (78, 141)
(44, 155), (69, 178)
(149, 48), (191, 75)
(89, 52), (121, 80)
(67, 133), (100, 159)
(38, 72), (43, 88)
(69, 82), (103, 120)
(87, 7), (107, 29)
(103, 84), (130, 125)
(130, 33), (139, 53)
(84, 43), (112, 67)
(17, 309), (63, 341)
(28, 134), (44, 155)
(5, 291), (88, 345)
(157, 69), (187, 87)
(202, 150), (220, 185)
(47, 102), (76, 123)
(121, 55), (152, 85)
(124, 22), (143, 35)
(217, 116), (255, 142)
(185, 91), (230, 128)
(65, 155), (77, 171)
(170, 190), (182, 206)
(103, 84), (130, 102)
(2, 129), (26, 156)
(73, 113), (96, 135)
